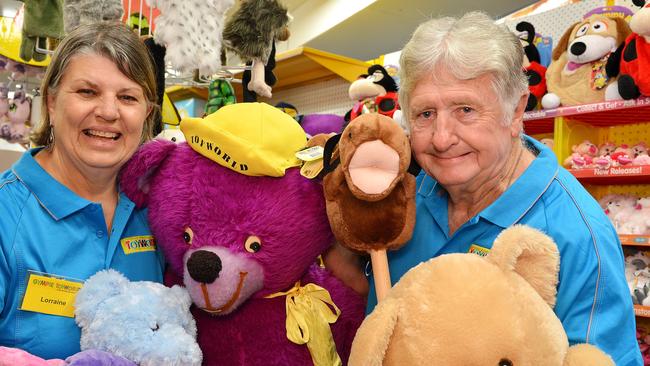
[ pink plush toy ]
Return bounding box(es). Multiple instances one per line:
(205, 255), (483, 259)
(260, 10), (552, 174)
(563, 139), (598, 169)
(120, 133), (365, 365)
(611, 144), (635, 166)
(1, 89), (31, 143)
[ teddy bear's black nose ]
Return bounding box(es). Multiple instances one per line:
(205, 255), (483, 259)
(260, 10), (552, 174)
(187, 250), (222, 284)
(570, 42), (586, 56)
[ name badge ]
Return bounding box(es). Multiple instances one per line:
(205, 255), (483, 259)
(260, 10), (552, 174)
(120, 235), (156, 255)
(20, 271), (83, 318)
(468, 244), (490, 257)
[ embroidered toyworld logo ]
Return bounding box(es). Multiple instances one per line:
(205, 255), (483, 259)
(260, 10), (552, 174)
(468, 244), (490, 257)
(120, 235), (156, 255)
(189, 135), (249, 172)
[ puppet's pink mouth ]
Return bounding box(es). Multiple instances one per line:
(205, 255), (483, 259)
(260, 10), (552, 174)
(200, 272), (248, 314)
(349, 139), (400, 195)
(566, 61), (586, 71)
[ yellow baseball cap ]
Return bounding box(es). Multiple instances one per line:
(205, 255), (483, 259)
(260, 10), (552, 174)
(180, 102), (307, 177)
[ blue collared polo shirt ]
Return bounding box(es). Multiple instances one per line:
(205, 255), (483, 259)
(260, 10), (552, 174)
(0, 148), (165, 359)
(367, 136), (641, 365)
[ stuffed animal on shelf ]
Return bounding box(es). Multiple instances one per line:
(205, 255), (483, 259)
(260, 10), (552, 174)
(147, 0), (234, 76)
(562, 139), (598, 169)
(74, 269), (202, 366)
(346, 65), (400, 122)
(120, 103), (365, 366)
(62, 0), (124, 34)
(516, 21), (547, 111)
(542, 14), (631, 108)
(606, 0), (650, 100)
(223, 0), (291, 98)
(348, 225), (615, 365)
(1, 88), (31, 144)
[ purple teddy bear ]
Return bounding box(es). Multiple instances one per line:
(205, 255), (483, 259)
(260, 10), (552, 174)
(120, 139), (365, 366)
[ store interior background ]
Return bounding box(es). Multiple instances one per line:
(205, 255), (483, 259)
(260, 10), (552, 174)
(0, 0), (546, 169)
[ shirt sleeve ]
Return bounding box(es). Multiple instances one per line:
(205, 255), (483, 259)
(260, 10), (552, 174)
(551, 218), (641, 366)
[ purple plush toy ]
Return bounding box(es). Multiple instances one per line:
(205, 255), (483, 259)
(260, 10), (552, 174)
(299, 113), (346, 137)
(120, 138), (365, 365)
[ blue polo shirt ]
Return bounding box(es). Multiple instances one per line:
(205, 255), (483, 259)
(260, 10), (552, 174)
(0, 148), (165, 360)
(367, 136), (641, 365)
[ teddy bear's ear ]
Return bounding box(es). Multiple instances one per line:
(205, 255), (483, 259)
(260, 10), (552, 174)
(348, 297), (400, 366)
(119, 139), (178, 208)
(169, 284), (193, 310)
(486, 225), (560, 307)
(74, 269), (128, 328)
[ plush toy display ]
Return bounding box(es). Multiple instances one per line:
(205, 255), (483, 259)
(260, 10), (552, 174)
(322, 113), (416, 301)
(346, 65), (400, 122)
(606, 0), (650, 99)
(147, 0), (234, 76)
(74, 269), (202, 366)
(516, 21), (548, 111)
(62, 0), (124, 34)
(120, 103), (365, 365)
(542, 14), (631, 108)
(348, 225), (615, 365)
(223, 0), (291, 98)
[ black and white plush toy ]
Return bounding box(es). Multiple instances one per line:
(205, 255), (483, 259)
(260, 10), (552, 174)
(223, 0), (291, 98)
(147, 0), (235, 76)
(63, 0), (124, 34)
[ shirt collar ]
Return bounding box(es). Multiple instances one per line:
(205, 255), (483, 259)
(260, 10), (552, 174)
(417, 135), (558, 229)
(12, 147), (93, 220)
(479, 135), (558, 227)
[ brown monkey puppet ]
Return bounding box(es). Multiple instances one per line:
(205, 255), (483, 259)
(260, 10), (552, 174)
(322, 113), (416, 299)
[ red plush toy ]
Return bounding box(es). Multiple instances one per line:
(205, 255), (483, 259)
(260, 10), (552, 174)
(607, 0), (650, 99)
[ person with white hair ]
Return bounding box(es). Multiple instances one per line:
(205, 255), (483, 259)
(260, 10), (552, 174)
(363, 12), (640, 365)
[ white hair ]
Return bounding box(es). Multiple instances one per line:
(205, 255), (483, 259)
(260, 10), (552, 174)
(398, 12), (528, 126)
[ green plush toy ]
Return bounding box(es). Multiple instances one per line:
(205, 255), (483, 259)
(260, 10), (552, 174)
(19, 0), (64, 62)
(204, 79), (236, 116)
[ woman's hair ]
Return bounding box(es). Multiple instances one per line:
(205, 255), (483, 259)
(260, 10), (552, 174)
(398, 11), (528, 126)
(31, 21), (158, 147)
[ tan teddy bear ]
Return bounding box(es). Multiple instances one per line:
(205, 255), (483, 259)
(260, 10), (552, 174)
(348, 225), (615, 366)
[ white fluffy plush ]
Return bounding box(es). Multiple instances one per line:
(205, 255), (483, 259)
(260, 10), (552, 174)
(147, 0), (234, 76)
(74, 269), (202, 366)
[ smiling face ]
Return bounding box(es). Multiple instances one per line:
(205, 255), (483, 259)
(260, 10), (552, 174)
(47, 53), (150, 176)
(408, 70), (524, 191)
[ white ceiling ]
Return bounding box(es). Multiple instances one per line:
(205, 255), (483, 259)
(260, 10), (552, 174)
(303, 0), (538, 60)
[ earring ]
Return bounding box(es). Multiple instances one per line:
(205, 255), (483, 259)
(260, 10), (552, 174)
(47, 125), (54, 147)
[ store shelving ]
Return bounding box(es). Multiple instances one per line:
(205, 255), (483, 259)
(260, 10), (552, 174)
(635, 305), (650, 318)
(620, 235), (650, 247)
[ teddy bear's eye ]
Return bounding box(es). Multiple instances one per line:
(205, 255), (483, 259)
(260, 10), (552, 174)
(183, 227), (194, 245)
(244, 235), (262, 253)
(498, 359), (513, 366)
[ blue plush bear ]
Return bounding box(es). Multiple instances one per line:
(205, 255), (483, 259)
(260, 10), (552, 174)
(74, 269), (202, 366)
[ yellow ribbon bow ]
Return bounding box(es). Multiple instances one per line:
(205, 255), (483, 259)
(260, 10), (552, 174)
(265, 281), (342, 366)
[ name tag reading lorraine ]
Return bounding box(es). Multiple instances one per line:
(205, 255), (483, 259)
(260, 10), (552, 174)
(20, 272), (83, 317)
